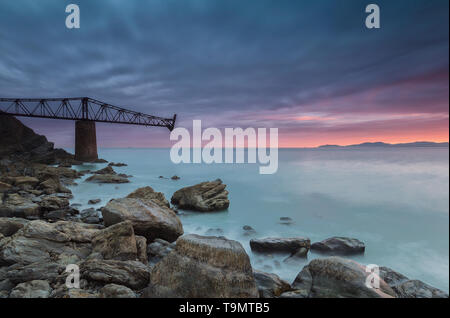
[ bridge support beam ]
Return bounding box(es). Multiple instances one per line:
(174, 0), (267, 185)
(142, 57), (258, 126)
(75, 121), (98, 162)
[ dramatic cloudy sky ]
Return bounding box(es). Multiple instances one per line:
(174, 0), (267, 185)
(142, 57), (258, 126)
(0, 0), (448, 147)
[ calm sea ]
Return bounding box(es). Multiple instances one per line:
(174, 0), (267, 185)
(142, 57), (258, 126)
(67, 147), (449, 292)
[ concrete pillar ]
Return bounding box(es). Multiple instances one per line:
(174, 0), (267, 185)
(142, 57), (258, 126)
(75, 120), (98, 162)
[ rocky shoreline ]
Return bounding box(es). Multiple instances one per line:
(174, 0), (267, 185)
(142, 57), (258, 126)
(0, 115), (448, 298)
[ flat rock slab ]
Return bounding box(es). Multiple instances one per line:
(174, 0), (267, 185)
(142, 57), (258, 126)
(85, 174), (129, 184)
(311, 237), (365, 255)
(250, 237), (311, 254)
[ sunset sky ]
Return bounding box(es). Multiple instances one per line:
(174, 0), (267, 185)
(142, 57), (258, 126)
(0, 0), (448, 148)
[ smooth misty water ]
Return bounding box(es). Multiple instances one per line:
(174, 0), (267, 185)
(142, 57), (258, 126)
(67, 147), (449, 292)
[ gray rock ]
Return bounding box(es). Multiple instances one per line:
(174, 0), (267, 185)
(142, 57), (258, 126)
(311, 237), (365, 255)
(147, 238), (175, 266)
(250, 237), (311, 254)
(171, 179), (229, 212)
(101, 197), (183, 242)
(126, 186), (170, 208)
(91, 221), (138, 261)
(253, 270), (291, 298)
(9, 280), (52, 298)
(143, 234), (259, 298)
(88, 198), (101, 205)
(0, 217), (29, 236)
(85, 174), (129, 184)
(80, 259), (151, 290)
(379, 266), (448, 298)
(283, 247), (309, 263)
(99, 283), (136, 298)
(291, 257), (396, 298)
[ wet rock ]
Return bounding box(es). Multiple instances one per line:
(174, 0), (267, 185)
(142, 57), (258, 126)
(108, 162), (127, 167)
(80, 259), (151, 290)
(9, 280), (52, 298)
(171, 179), (229, 212)
(43, 208), (78, 221)
(279, 217), (294, 225)
(379, 266), (448, 298)
(243, 225), (256, 236)
(93, 166), (116, 175)
(253, 270), (291, 298)
(250, 237), (311, 254)
(99, 284), (136, 298)
(290, 257), (396, 298)
(283, 247), (309, 263)
(85, 174), (129, 184)
(0, 217), (29, 236)
(143, 234), (259, 298)
(101, 197), (183, 242)
(171, 175), (180, 180)
(88, 198), (101, 205)
(80, 211), (101, 224)
(147, 238), (175, 266)
(126, 186), (170, 208)
(311, 237), (365, 255)
(91, 221), (138, 261)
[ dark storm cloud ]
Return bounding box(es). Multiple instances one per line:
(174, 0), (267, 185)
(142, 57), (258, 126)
(0, 0), (448, 147)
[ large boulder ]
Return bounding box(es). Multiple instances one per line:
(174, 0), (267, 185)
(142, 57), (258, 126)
(80, 259), (151, 290)
(9, 280), (52, 298)
(311, 237), (365, 255)
(287, 257), (396, 298)
(379, 266), (448, 298)
(127, 186), (170, 208)
(143, 234), (259, 298)
(90, 221), (138, 261)
(101, 197), (183, 242)
(253, 270), (292, 298)
(250, 237), (311, 254)
(170, 179), (229, 212)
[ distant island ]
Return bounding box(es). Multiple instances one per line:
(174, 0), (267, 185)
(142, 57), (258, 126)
(317, 141), (449, 149)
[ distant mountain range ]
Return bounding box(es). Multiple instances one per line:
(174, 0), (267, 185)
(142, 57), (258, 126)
(317, 141), (449, 149)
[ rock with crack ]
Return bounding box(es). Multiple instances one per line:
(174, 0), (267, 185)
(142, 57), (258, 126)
(101, 197), (183, 242)
(80, 259), (151, 290)
(253, 270), (292, 298)
(90, 221), (138, 261)
(9, 280), (52, 298)
(126, 186), (170, 208)
(250, 237), (311, 254)
(142, 234), (259, 298)
(171, 179), (229, 212)
(285, 257), (396, 298)
(311, 237), (365, 255)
